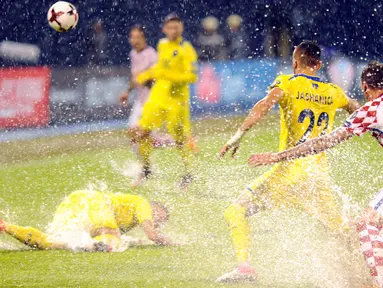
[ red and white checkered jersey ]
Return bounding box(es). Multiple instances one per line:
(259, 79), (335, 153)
(344, 94), (383, 147)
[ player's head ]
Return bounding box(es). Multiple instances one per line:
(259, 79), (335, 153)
(293, 41), (322, 73)
(150, 201), (169, 228)
(361, 61), (383, 102)
(129, 25), (147, 51)
(162, 13), (183, 41)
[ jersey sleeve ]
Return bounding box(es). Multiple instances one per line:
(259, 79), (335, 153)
(268, 75), (290, 93)
(344, 105), (374, 136)
(161, 41), (198, 84)
(135, 197), (153, 224)
(335, 86), (349, 108)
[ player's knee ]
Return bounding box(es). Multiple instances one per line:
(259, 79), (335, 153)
(128, 127), (150, 141)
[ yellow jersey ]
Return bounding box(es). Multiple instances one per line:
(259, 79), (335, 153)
(270, 74), (349, 151)
(54, 190), (153, 233)
(137, 37), (197, 102)
(109, 193), (153, 232)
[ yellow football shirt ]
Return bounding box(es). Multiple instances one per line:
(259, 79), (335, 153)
(54, 191), (153, 233)
(109, 193), (153, 232)
(270, 73), (349, 151)
(136, 37), (198, 103)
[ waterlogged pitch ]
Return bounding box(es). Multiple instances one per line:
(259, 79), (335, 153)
(0, 115), (381, 287)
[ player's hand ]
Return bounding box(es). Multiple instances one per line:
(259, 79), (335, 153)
(167, 241), (186, 247)
(248, 152), (279, 167)
(143, 79), (155, 89)
(219, 130), (245, 159)
(219, 143), (240, 159)
(119, 91), (129, 106)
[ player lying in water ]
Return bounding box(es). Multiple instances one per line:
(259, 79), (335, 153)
(248, 61), (383, 287)
(0, 190), (172, 252)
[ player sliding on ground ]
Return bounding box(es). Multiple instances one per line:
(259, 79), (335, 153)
(217, 41), (360, 283)
(0, 190), (172, 252)
(248, 61), (383, 287)
(131, 14), (198, 188)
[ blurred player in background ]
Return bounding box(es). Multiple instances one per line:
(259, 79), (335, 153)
(120, 25), (174, 154)
(0, 190), (172, 252)
(217, 41), (360, 282)
(133, 14), (198, 188)
(248, 61), (383, 287)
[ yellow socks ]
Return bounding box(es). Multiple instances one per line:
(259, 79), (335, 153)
(179, 143), (192, 174)
(138, 135), (154, 168)
(4, 224), (53, 250)
(224, 204), (251, 263)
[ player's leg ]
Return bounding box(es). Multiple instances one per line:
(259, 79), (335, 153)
(303, 181), (344, 233)
(297, 164), (344, 233)
(183, 101), (199, 153)
(0, 218), (61, 250)
(166, 104), (193, 188)
(217, 191), (258, 282)
(127, 100), (145, 156)
(217, 167), (281, 282)
(135, 101), (164, 184)
(356, 189), (383, 287)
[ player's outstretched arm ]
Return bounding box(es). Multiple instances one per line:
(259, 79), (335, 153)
(248, 127), (354, 166)
(219, 87), (284, 158)
(142, 220), (173, 246)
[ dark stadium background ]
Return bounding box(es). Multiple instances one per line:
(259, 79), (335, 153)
(0, 0), (381, 67)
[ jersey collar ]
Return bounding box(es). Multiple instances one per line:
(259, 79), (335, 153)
(289, 73), (322, 82)
(170, 36), (183, 45)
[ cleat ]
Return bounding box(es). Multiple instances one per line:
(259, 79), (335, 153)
(132, 166), (152, 187)
(216, 264), (257, 283)
(180, 173), (193, 190)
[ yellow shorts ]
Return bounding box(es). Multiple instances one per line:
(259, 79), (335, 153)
(138, 83), (191, 142)
(246, 156), (343, 231)
(139, 100), (190, 142)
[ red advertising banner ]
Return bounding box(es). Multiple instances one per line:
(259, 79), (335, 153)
(0, 67), (50, 129)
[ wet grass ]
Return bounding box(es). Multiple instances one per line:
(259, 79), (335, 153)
(0, 114), (382, 287)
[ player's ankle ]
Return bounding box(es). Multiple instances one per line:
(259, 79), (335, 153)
(142, 165), (152, 178)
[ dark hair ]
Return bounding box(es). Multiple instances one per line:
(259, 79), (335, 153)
(163, 13), (182, 24)
(361, 61), (383, 89)
(130, 25), (146, 38)
(295, 40), (321, 67)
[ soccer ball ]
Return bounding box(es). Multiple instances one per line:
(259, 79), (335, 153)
(47, 1), (78, 32)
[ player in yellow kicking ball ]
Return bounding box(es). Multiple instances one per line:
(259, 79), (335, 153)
(133, 13), (198, 188)
(217, 41), (360, 282)
(0, 190), (172, 252)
